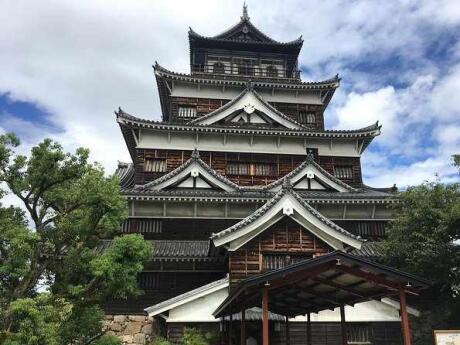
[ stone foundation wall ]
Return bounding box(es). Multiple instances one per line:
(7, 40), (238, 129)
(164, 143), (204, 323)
(103, 315), (158, 345)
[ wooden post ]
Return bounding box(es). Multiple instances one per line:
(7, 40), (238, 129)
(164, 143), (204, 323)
(262, 288), (269, 345)
(229, 312), (233, 345)
(306, 313), (312, 345)
(340, 305), (347, 345)
(285, 316), (290, 345)
(399, 287), (412, 345)
(241, 308), (246, 345)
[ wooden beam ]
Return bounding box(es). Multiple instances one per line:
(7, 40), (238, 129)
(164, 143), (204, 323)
(285, 315), (290, 345)
(241, 308), (246, 345)
(262, 288), (269, 345)
(311, 277), (366, 298)
(340, 305), (347, 345)
(336, 265), (419, 295)
(267, 262), (336, 290)
(399, 287), (412, 345)
(229, 312), (233, 345)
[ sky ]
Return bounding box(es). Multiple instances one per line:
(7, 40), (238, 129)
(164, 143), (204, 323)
(1, 0), (460, 189)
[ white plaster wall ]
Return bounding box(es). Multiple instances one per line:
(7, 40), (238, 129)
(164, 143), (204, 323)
(167, 287), (228, 322)
(166, 287), (400, 323)
(138, 130), (361, 157)
(291, 301), (400, 322)
(171, 83), (323, 105)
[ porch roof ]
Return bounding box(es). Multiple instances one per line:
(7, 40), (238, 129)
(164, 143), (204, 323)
(213, 251), (429, 318)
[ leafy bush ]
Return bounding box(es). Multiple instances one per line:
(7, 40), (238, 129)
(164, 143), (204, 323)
(93, 335), (122, 345)
(148, 336), (172, 345)
(182, 328), (208, 345)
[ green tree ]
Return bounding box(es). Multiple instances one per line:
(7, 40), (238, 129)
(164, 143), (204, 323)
(0, 133), (151, 344)
(383, 181), (460, 345)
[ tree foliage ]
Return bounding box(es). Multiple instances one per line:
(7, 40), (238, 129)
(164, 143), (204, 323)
(0, 133), (151, 344)
(383, 181), (460, 344)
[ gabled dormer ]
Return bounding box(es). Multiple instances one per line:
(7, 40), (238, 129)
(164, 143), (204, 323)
(189, 84), (306, 129)
(135, 150), (239, 192)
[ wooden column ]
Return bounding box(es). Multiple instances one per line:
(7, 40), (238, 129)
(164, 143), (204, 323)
(306, 313), (312, 345)
(340, 305), (347, 345)
(241, 308), (246, 345)
(262, 288), (269, 345)
(285, 316), (290, 345)
(229, 312), (233, 345)
(399, 287), (412, 345)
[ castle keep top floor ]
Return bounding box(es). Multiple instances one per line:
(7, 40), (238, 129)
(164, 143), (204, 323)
(154, 6), (340, 129)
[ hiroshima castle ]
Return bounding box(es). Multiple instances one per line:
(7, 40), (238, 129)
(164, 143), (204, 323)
(106, 5), (428, 345)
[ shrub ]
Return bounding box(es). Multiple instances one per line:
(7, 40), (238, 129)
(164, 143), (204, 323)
(182, 328), (208, 345)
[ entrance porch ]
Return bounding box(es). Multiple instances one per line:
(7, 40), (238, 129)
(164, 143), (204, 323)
(214, 252), (429, 345)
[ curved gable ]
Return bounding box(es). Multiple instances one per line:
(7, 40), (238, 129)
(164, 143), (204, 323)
(189, 86), (306, 129)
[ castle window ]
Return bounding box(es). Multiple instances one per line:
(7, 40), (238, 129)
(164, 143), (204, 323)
(238, 60), (254, 76)
(144, 158), (167, 173)
(226, 162), (276, 176)
(138, 272), (159, 290)
(226, 162), (250, 175)
(213, 62), (225, 74)
(334, 166), (353, 179)
(266, 65), (278, 77)
(254, 163), (277, 176)
(178, 106), (197, 118)
(347, 324), (373, 345)
(299, 111), (316, 124)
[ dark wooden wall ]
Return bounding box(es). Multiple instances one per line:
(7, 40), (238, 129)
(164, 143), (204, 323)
(229, 219), (332, 288)
(166, 321), (402, 345)
(169, 96), (324, 130)
(135, 149), (363, 187)
(104, 272), (225, 315)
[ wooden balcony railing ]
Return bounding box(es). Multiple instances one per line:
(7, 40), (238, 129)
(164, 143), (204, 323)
(191, 63), (301, 80)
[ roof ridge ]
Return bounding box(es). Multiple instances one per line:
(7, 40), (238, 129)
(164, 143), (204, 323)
(154, 62), (337, 87)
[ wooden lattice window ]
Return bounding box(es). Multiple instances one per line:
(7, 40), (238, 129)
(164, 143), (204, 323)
(334, 166), (353, 179)
(213, 62), (225, 74)
(263, 254), (311, 271)
(138, 273), (159, 290)
(226, 162), (276, 176)
(238, 60), (254, 76)
(266, 65), (278, 77)
(144, 159), (167, 173)
(178, 106), (197, 118)
(299, 111), (316, 124)
(347, 324), (373, 345)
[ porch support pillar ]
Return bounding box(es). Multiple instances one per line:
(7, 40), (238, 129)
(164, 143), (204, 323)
(340, 304), (347, 345)
(285, 316), (290, 345)
(229, 312), (233, 345)
(306, 313), (312, 345)
(399, 286), (412, 345)
(241, 308), (246, 345)
(262, 287), (269, 345)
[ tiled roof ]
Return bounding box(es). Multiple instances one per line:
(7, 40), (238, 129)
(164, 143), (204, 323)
(256, 155), (358, 192)
(349, 241), (385, 260)
(96, 240), (223, 261)
(188, 84), (307, 129)
(210, 182), (362, 244)
(116, 107), (381, 138)
(136, 149), (239, 192)
(145, 276), (229, 316)
(154, 62), (340, 89)
(115, 162), (134, 188)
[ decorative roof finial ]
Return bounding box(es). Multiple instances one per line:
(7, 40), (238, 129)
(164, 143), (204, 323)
(242, 2), (250, 21)
(191, 148), (200, 159)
